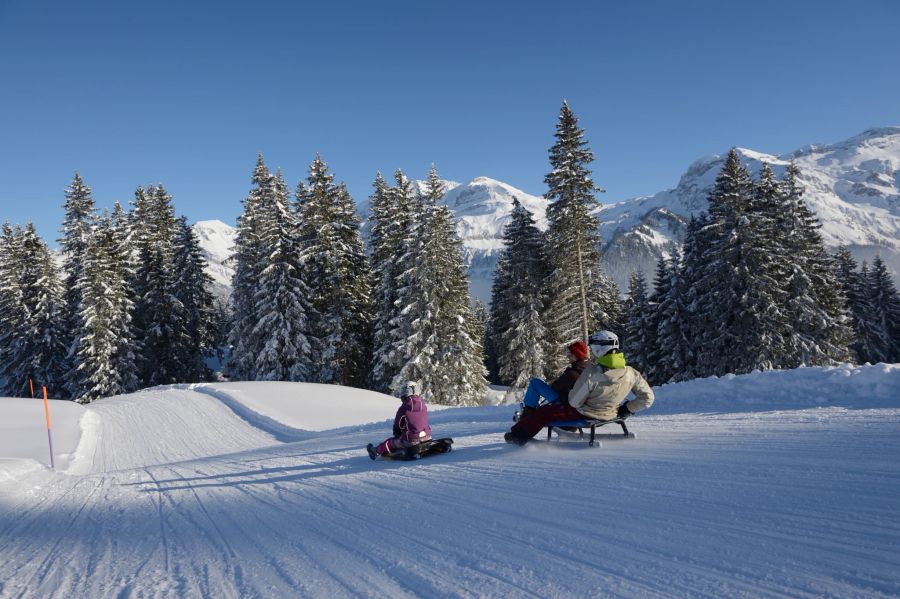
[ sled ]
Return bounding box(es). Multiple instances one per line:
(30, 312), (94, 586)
(545, 418), (634, 447)
(381, 438), (454, 461)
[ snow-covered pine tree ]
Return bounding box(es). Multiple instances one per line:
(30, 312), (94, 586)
(596, 274), (624, 332)
(833, 246), (885, 363)
(295, 156), (373, 386)
(543, 101), (615, 371)
(386, 167), (486, 404)
(738, 163), (792, 370)
(58, 173), (97, 398)
(690, 149), (759, 376)
(226, 156), (271, 380)
(369, 170), (415, 392)
(73, 214), (140, 402)
(130, 184), (191, 386)
(646, 256), (674, 384)
(624, 270), (653, 375)
(664, 215), (705, 382)
(868, 256), (900, 362)
(426, 203), (488, 405)
(777, 162), (853, 366)
(388, 170), (441, 397)
(472, 299), (490, 378)
(491, 199), (549, 388)
(858, 262), (891, 362)
(484, 260), (504, 384)
(334, 183), (375, 387)
(0, 224), (68, 397)
(250, 168), (318, 381)
(172, 216), (216, 382)
(0, 223), (26, 396)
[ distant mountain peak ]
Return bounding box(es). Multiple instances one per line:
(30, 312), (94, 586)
(191, 127), (900, 303)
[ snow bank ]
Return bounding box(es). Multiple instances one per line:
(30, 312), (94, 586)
(192, 382), (402, 432)
(0, 398), (87, 474)
(651, 363), (900, 414)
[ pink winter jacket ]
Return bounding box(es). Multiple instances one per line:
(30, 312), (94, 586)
(392, 395), (433, 444)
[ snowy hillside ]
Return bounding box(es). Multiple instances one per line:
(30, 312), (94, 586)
(1, 365), (899, 597)
(193, 127), (900, 302)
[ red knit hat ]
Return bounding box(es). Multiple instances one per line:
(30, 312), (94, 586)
(567, 341), (589, 361)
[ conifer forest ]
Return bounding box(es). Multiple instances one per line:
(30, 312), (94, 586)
(1, 103), (898, 404)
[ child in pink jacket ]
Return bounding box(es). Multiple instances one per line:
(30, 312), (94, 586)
(367, 381), (432, 459)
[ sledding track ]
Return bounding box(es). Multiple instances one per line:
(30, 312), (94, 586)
(1, 387), (899, 598)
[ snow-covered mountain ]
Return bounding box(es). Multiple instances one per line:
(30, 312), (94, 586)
(600, 127), (900, 289)
(192, 219), (236, 302)
(194, 127), (900, 303)
(437, 177), (547, 301)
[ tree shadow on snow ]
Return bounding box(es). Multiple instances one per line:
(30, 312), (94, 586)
(127, 439), (519, 493)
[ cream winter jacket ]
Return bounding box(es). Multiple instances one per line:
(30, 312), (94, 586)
(568, 362), (655, 421)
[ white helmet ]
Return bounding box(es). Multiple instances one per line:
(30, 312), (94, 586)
(588, 330), (619, 358)
(403, 381), (420, 397)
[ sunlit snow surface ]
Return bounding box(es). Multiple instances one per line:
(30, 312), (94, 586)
(1, 365), (899, 598)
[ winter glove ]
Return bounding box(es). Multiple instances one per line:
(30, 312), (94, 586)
(616, 403), (632, 419)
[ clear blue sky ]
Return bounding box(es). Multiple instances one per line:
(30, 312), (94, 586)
(1, 0), (898, 244)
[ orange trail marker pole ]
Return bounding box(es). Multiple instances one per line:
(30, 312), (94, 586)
(29, 378), (35, 399)
(42, 386), (55, 470)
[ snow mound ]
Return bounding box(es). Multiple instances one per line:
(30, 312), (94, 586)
(192, 381), (403, 433)
(652, 363), (900, 414)
(0, 398), (87, 473)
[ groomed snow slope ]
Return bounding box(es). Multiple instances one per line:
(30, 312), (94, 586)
(1, 366), (899, 598)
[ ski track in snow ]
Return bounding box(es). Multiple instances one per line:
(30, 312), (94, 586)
(1, 387), (899, 598)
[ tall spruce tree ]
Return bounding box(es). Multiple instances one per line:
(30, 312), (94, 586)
(543, 101), (615, 371)
(472, 298), (490, 378)
(740, 163), (792, 369)
(130, 184), (191, 386)
(691, 150), (787, 376)
(172, 216), (216, 382)
(833, 246), (885, 363)
(250, 167), (318, 381)
(20, 223), (69, 398)
(491, 199), (549, 388)
(2, 224), (68, 397)
(73, 214), (139, 402)
(426, 202), (488, 405)
(227, 156), (271, 380)
(0, 224), (26, 395)
(646, 256), (675, 384)
(868, 256), (900, 362)
(296, 157), (373, 386)
(386, 167), (486, 404)
(624, 270), (653, 375)
(369, 170), (415, 392)
(778, 162), (853, 365)
(58, 173), (97, 397)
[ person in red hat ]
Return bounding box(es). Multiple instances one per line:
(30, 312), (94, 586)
(517, 340), (591, 419)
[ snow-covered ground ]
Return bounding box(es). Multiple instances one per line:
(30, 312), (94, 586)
(1, 365), (899, 597)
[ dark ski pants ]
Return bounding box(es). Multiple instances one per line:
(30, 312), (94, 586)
(510, 403), (585, 441)
(376, 436), (431, 456)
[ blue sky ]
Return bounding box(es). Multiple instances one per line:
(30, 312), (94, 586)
(1, 0), (898, 243)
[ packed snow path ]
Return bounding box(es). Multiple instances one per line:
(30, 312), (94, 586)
(1, 387), (899, 598)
